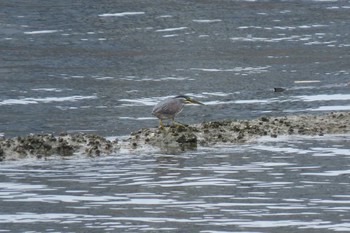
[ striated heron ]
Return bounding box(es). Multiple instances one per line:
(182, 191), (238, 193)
(152, 95), (204, 128)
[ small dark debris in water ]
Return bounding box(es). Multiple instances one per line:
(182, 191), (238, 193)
(274, 87), (285, 92)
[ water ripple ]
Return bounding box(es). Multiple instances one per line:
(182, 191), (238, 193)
(0, 135), (349, 232)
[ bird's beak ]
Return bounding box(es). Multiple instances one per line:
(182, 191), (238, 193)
(187, 99), (205, 105)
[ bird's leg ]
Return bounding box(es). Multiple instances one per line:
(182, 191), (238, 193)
(159, 119), (165, 129)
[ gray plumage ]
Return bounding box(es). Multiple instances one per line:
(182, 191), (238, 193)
(152, 95), (204, 128)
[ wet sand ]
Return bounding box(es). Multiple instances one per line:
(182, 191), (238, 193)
(1, 112), (349, 161)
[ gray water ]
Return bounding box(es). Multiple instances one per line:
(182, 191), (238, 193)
(1, 0), (349, 137)
(1, 134), (350, 232)
(1, 0), (350, 232)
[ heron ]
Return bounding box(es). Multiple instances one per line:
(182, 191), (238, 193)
(152, 95), (204, 128)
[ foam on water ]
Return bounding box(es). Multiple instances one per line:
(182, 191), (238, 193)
(0, 95), (97, 106)
(24, 30), (60, 35)
(31, 88), (65, 92)
(118, 97), (160, 106)
(238, 24), (328, 31)
(235, 93), (350, 105)
(190, 66), (270, 74)
(119, 116), (155, 121)
(192, 19), (222, 23)
(156, 27), (188, 32)
(98, 12), (145, 17)
(230, 35), (312, 43)
(118, 94), (206, 107)
(117, 75), (194, 82)
(308, 105), (350, 111)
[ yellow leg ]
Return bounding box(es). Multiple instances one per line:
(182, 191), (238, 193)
(159, 119), (165, 129)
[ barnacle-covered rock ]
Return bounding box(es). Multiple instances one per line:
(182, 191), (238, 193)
(0, 112), (349, 160)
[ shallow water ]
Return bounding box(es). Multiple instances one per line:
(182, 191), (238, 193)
(1, 0), (349, 137)
(1, 134), (350, 232)
(1, 1), (350, 232)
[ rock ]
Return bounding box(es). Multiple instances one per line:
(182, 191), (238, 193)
(0, 133), (119, 160)
(129, 126), (198, 154)
(0, 112), (349, 161)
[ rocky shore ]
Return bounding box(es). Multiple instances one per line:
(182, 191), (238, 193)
(1, 112), (349, 161)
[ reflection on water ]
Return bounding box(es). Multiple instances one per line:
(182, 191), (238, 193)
(0, 134), (349, 232)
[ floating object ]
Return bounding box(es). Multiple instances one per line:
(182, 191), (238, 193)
(274, 87), (286, 92)
(294, 80), (321, 84)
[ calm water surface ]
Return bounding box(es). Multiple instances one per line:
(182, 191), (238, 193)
(0, 0), (349, 136)
(0, 134), (350, 232)
(1, 1), (350, 232)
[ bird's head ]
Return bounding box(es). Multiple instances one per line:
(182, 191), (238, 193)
(174, 95), (204, 105)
